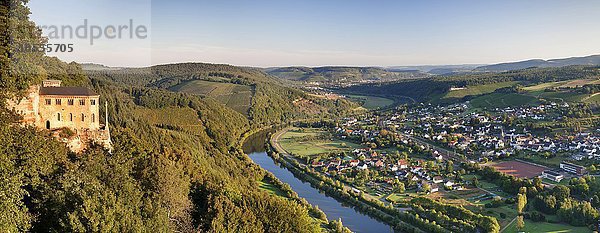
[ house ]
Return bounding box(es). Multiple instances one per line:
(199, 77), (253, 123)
(430, 184), (439, 193)
(357, 163), (368, 170)
(397, 159), (409, 169)
(433, 176), (443, 184)
(444, 181), (454, 189)
(349, 160), (360, 167)
(541, 170), (564, 182)
(571, 154), (585, 161)
(311, 161), (324, 167)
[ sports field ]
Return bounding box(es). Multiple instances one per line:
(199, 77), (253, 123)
(489, 160), (546, 178)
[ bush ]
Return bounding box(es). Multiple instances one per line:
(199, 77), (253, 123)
(529, 211), (546, 222)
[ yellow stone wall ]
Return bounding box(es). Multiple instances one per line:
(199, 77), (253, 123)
(38, 95), (100, 130)
(6, 85), (40, 125)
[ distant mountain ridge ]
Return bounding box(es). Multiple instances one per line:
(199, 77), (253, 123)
(475, 54), (600, 72)
(264, 66), (428, 83)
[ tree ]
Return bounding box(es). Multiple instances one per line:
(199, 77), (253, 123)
(516, 215), (525, 231)
(446, 160), (454, 173)
(591, 195), (600, 208)
(517, 192), (527, 214)
(421, 183), (431, 193)
(553, 185), (571, 201)
(395, 182), (406, 194)
(472, 176), (479, 188)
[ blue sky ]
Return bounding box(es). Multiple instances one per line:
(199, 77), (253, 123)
(29, 0), (600, 67)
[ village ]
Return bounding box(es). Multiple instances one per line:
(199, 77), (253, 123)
(272, 99), (600, 230)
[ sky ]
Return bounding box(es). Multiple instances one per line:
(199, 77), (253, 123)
(28, 0), (600, 67)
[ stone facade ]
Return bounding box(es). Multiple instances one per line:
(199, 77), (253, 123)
(39, 93), (100, 131)
(7, 80), (112, 152)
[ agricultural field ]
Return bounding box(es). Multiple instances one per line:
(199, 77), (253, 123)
(347, 95), (395, 109)
(536, 91), (590, 103)
(132, 107), (205, 136)
(469, 93), (538, 109)
(278, 127), (362, 158)
(503, 219), (591, 233)
(169, 80), (254, 114)
(445, 81), (518, 98)
(524, 79), (600, 91)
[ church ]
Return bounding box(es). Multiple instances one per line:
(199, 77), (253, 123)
(7, 80), (112, 152)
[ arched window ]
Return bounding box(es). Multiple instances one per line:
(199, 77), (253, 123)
(81, 113), (85, 122)
(69, 113), (73, 121)
(57, 113), (61, 121)
(92, 114), (95, 123)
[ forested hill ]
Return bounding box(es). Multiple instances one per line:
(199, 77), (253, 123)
(475, 54), (600, 72)
(86, 63), (358, 125)
(265, 66), (428, 83)
(341, 65), (600, 102)
(0, 1), (355, 232)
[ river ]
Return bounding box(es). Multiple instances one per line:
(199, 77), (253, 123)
(242, 130), (394, 233)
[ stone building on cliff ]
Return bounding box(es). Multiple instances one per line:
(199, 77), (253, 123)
(7, 80), (112, 152)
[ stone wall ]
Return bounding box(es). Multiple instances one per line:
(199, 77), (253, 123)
(6, 85), (40, 125)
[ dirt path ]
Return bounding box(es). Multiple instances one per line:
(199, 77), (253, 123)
(582, 92), (600, 102)
(500, 216), (518, 232)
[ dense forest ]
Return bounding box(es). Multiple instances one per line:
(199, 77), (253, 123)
(0, 1), (357, 232)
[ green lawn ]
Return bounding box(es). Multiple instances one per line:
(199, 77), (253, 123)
(279, 128), (362, 157)
(258, 180), (287, 198)
(503, 219), (591, 233)
(347, 95), (395, 109)
(386, 193), (411, 203)
(445, 81), (519, 98)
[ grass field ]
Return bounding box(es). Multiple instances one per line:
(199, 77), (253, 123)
(258, 180), (288, 198)
(583, 93), (600, 104)
(347, 95), (395, 109)
(523, 81), (568, 91)
(469, 93), (538, 109)
(170, 80), (253, 114)
(503, 219), (591, 233)
(279, 128), (362, 157)
(445, 81), (518, 98)
(524, 79), (600, 91)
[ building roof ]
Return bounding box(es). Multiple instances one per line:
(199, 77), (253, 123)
(543, 170), (562, 176)
(40, 87), (98, 96)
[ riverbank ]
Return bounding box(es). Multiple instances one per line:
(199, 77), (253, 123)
(267, 128), (443, 233)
